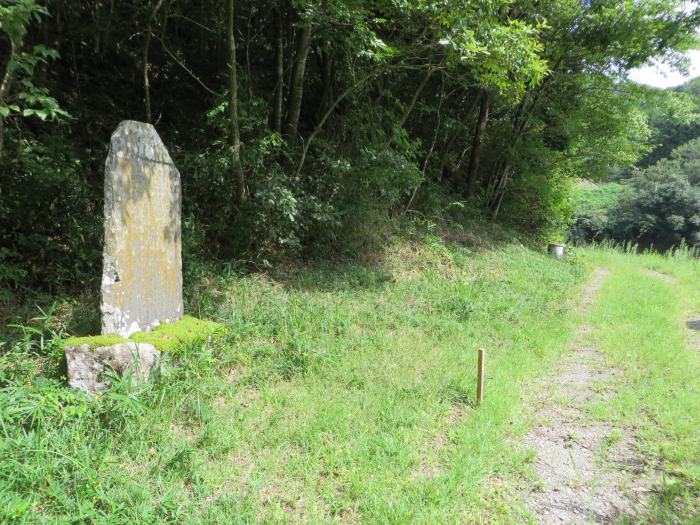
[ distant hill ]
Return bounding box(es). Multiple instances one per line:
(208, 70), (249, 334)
(676, 76), (700, 97)
(638, 76), (700, 167)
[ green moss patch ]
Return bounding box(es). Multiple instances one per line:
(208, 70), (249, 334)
(64, 315), (224, 352)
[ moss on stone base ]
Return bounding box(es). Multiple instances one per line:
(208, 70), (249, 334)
(63, 315), (224, 352)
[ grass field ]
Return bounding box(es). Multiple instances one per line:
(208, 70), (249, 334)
(1, 229), (699, 523)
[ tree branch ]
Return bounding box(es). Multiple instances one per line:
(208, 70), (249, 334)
(156, 36), (220, 97)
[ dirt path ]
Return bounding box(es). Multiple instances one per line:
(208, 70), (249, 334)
(523, 268), (655, 524)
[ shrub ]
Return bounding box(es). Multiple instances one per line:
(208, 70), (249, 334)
(501, 167), (574, 240)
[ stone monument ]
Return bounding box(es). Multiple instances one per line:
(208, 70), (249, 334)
(65, 120), (184, 393)
(101, 120), (183, 337)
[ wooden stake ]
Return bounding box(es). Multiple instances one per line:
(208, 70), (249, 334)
(476, 348), (485, 406)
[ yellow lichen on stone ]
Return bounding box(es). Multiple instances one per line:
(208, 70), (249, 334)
(101, 120), (183, 338)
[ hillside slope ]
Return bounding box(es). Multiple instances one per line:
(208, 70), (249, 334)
(1, 232), (699, 523)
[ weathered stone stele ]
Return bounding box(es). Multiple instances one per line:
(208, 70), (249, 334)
(101, 120), (183, 337)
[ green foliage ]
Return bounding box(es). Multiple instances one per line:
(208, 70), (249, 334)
(0, 1), (68, 123)
(568, 182), (624, 244)
(0, 0), (46, 42)
(612, 164), (700, 250)
(1, 0), (699, 284)
(435, 1), (548, 100)
(500, 166), (574, 239)
(637, 76), (700, 168)
(306, 145), (423, 249)
(571, 138), (700, 250)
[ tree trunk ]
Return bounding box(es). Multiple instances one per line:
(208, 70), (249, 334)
(485, 66), (561, 213)
(245, 3), (253, 98)
(466, 90), (490, 197)
(227, 0), (245, 204)
(438, 90), (479, 180)
(490, 166), (511, 221)
(0, 34), (22, 163)
(317, 49), (334, 123)
(283, 23), (311, 142)
(386, 67), (433, 147)
(484, 158), (505, 205)
(272, 6), (284, 133)
(400, 67), (432, 129)
(143, 0), (165, 123)
(295, 69), (376, 177)
(437, 127), (461, 180)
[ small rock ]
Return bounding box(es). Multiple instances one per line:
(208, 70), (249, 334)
(65, 342), (161, 394)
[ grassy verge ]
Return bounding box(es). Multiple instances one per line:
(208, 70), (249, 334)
(581, 246), (700, 523)
(1, 228), (586, 524)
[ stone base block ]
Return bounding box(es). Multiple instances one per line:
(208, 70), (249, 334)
(65, 342), (161, 394)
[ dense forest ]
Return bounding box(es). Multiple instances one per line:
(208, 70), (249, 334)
(2, 0), (700, 294)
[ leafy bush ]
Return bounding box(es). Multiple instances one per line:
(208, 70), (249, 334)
(570, 208), (613, 244)
(303, 145), (423, 252)
(501, 167), (574, 239)
(180, 93), (425, 260)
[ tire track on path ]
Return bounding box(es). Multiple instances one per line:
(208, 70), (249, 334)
(523, 267), (655, 524)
